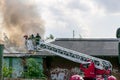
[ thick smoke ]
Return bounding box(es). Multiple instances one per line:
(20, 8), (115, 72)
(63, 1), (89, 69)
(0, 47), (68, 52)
(0, 0), (45, 46)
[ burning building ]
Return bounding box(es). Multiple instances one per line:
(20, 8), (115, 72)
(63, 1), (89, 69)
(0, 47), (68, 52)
(3, 38), (120, 79)
(0, 0), (120, 79)
(0, 0), (45, 47)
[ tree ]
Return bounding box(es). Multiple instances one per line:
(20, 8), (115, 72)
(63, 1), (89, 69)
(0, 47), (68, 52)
(22, 58), (46, 79)
(49, 34), (54, 39)
(116, 28), (120, 38)
(46, 34), (54, 40)
(3, 63), (13, 78)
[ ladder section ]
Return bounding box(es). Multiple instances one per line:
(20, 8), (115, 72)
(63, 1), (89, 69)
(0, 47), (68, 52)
(26, 40), (112, 71)
(37, 42), (112, 71)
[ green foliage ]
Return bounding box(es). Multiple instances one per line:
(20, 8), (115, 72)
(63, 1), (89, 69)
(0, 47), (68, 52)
(22, 58), (46, 79)
(3, 63), (13, 78)
(49, 34), (54, 39)
(116, 28), (120, 38)
(46, 34), (54, 40)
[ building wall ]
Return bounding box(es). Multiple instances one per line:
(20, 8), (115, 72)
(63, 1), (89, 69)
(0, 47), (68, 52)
(12, 58), (23, 78)
(43, 56), (119, 80)
(3, 57), (43, 78)
(44, 56), (83, 80)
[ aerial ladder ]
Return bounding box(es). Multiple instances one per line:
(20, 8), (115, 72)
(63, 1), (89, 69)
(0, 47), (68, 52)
(25, 38), (113, 79)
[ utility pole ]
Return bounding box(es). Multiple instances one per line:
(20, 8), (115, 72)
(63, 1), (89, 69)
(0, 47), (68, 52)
(0, 44), (4, 80)
(79, 34), (82, 38)
(73, 30), (75, 38)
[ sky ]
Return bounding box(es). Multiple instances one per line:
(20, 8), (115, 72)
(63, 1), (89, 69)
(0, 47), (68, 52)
(1, 0), (120, 39)
(34, 0), (120, 38)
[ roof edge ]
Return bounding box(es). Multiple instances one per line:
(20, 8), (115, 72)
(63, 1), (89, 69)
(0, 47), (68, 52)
(55, 38), (119, 42)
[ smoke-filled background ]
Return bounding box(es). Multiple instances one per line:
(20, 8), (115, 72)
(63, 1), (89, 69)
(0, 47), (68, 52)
(0, 0), (45, 48)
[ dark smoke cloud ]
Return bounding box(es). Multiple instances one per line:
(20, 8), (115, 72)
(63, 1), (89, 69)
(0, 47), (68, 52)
(0, 0), (45, 46)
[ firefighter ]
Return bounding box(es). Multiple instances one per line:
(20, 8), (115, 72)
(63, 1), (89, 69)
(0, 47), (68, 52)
(80, 59), (96, 80)
(29, 34), (36, 50)
(30, 34), (35, 44)
(24, 35), (28, 47)
(30, 34), (34, 39)
(24, 35), (28, 40)
(35, 33), (41, 45)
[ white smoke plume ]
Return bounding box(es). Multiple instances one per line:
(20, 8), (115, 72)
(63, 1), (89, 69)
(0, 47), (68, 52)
(0, 0), (45, 47)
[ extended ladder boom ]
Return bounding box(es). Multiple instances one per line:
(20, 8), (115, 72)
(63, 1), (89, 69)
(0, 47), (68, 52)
(26, 40), (112, 71)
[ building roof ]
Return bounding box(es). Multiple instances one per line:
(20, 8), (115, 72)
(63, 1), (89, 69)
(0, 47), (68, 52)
(3, 50), (54, 57)
(3, 38), (119, 57)
(55, 38), (119, 41)
(52, 38), (119, 56)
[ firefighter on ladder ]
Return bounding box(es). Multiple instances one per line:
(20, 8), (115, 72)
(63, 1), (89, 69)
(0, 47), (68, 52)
(35, 33), (41, 45)
(35, 33), (41, 50)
